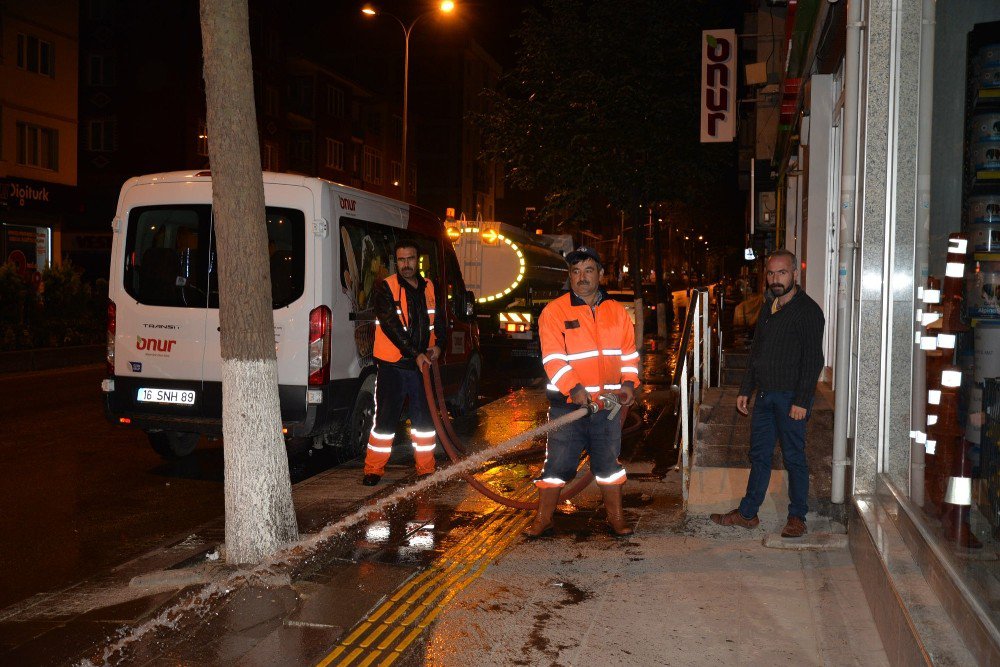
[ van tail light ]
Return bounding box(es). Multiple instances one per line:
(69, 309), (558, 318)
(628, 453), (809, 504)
(308, 305), (331, 386)
(107, 300), (116, 375)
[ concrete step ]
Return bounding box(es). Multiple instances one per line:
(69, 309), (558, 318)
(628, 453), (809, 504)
(722, 350), (749, 369)
(721, 368), (744, 386)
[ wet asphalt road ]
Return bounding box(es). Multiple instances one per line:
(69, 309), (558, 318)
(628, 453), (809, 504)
(0, 361), (527, 612)
(0, 365), (227, 609)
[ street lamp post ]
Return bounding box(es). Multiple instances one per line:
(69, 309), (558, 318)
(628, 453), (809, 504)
(362, 2), (455, 201)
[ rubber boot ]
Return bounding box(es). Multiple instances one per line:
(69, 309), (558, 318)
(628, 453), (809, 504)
(600, 484), (634, 537)
(522, 487), (561, 539)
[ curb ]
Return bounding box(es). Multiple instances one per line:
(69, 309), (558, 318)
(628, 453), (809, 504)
(0, 344), (103, 375)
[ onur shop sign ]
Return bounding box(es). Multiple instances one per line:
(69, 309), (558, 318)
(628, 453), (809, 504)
(700, 29), (736, 143)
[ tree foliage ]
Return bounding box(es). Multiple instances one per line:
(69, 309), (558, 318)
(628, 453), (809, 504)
(477, 0), (733, 226)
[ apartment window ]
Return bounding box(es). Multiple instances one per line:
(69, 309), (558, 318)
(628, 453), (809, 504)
(391, 161), (402, 187)
(392, 115), (403, 144)
(87, 54), (115, 86)
(289, 77), (314, 116)
(291, 131), (313, 167)
(87, 0), (115, 20)
(367, 111), (382, 136)
(17, 34), (55, 76)
(326, 85), (345, 117)
(264, 86), (279, 116)
(263, 142), (279, 171)
(87, 118), (117, 152)
(197, 121), (209, 157)
(265, 30), (280, 60)
(326, 138), (344, 170)
(16, 123), (58, 170)
(364, 146), (383, 185)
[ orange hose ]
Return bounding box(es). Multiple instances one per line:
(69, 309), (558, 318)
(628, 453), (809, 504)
(421, 360), (629, 510)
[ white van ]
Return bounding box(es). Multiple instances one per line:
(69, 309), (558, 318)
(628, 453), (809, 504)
(102, 171), (481, 459)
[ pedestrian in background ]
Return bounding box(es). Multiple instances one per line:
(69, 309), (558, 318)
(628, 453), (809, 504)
(362, 241), (445, 486)
(525, 246), (641, 538)
(711, 249), (825, 537)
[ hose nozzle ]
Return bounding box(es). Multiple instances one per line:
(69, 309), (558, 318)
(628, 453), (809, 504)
(586, 392), (622, 420)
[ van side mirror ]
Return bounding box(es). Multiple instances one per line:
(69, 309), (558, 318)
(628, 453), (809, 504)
(464, 290), (475, 318)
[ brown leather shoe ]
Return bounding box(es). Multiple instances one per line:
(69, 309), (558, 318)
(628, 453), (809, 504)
(781, 516), (807, 538)
(709, 508), (760, 529)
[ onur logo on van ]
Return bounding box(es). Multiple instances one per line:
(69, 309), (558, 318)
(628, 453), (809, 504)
(338, 196), (356, 211)
(136, 336), (177, 353)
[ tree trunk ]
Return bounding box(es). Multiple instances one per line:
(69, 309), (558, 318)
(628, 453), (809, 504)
(199, 0), (297, 564)
(630, 208), (644, 348)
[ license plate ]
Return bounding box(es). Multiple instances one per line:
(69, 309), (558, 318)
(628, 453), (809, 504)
(136, 387), (196, 405)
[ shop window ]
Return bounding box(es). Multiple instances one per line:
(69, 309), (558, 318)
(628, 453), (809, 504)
(17, 33), (54, 77)
(16, 122), (58, 170)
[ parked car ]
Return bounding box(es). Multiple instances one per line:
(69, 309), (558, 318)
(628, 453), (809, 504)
(606, 289), (658, 332)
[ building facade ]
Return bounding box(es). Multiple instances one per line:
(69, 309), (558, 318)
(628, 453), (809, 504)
(745, 0), (1000, 660)
(0, 0), (78, 283)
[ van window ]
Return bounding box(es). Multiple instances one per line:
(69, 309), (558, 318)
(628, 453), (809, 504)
(123, 205), (305, 308)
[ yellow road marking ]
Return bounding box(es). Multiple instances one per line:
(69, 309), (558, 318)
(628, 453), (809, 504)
(318, 459), (573, 667)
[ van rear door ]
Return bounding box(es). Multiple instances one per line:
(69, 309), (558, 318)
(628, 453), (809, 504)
(117, 203), (213, 412)
(199, 184), (313, 421)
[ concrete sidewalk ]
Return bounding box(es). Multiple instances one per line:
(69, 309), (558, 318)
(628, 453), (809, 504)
(421, 473), (887, 667)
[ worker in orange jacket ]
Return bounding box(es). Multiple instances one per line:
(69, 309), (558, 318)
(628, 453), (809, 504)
(524, 246), (641, 538)
(362, 240), (445, 486)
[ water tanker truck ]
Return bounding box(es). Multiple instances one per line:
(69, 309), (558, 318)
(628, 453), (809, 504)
(449, 221), (568, 371)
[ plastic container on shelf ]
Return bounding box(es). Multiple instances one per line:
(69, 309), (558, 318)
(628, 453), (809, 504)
(971, 112), (1000, 143)
(980, 43), (1000, 68)
(975, 323), (1000, 383)
(967, 384), (984, 445)
(976, 43), (1000, 90)
(968, 260), (1000, 320)
(972, 141), (1000, 174)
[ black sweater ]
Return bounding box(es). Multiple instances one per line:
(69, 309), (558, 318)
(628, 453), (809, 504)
(372, 275), (447, 370)
(738, 287), (825, 408)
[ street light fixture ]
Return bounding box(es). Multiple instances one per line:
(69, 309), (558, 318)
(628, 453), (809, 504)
(361, 2), (456, 200)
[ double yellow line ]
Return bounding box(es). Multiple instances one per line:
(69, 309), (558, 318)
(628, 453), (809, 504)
(316, 485), (534, 667)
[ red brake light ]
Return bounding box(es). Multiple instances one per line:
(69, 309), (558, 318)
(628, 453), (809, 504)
(107, 300), (116, 375)
(308, 305), (331, 386)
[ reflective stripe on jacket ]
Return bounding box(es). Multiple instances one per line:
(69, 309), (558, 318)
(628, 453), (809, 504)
(373, 273), (437, 363)
(539, 290), (640, 402)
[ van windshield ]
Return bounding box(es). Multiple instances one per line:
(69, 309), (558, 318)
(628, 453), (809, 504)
(123, 205), (305, 308)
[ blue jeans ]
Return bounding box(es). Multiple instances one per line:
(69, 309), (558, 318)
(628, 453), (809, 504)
(538, 403), (624, 484)
(738, 390), (809, 520)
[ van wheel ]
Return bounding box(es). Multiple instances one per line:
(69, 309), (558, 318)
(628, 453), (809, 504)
(147, 431), (199, 459)
(342, 374), (376, 459)
(450, 356), (480, 417)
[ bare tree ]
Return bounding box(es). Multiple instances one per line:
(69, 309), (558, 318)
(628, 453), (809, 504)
(199, 0), (297, 563)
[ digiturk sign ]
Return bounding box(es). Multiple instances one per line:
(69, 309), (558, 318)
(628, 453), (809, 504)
(700, 29), (736, 143)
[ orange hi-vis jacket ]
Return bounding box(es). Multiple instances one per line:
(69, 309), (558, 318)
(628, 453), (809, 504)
(373, 273), (437, 363)
(539, 290), (641, 402)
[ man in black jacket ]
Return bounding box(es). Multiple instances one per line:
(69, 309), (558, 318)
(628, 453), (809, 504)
(711, 249), (825, 537)
(362, 240), (446, 486)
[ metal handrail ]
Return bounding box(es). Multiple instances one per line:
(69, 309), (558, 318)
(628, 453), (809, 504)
(670, 287), (716, 502)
